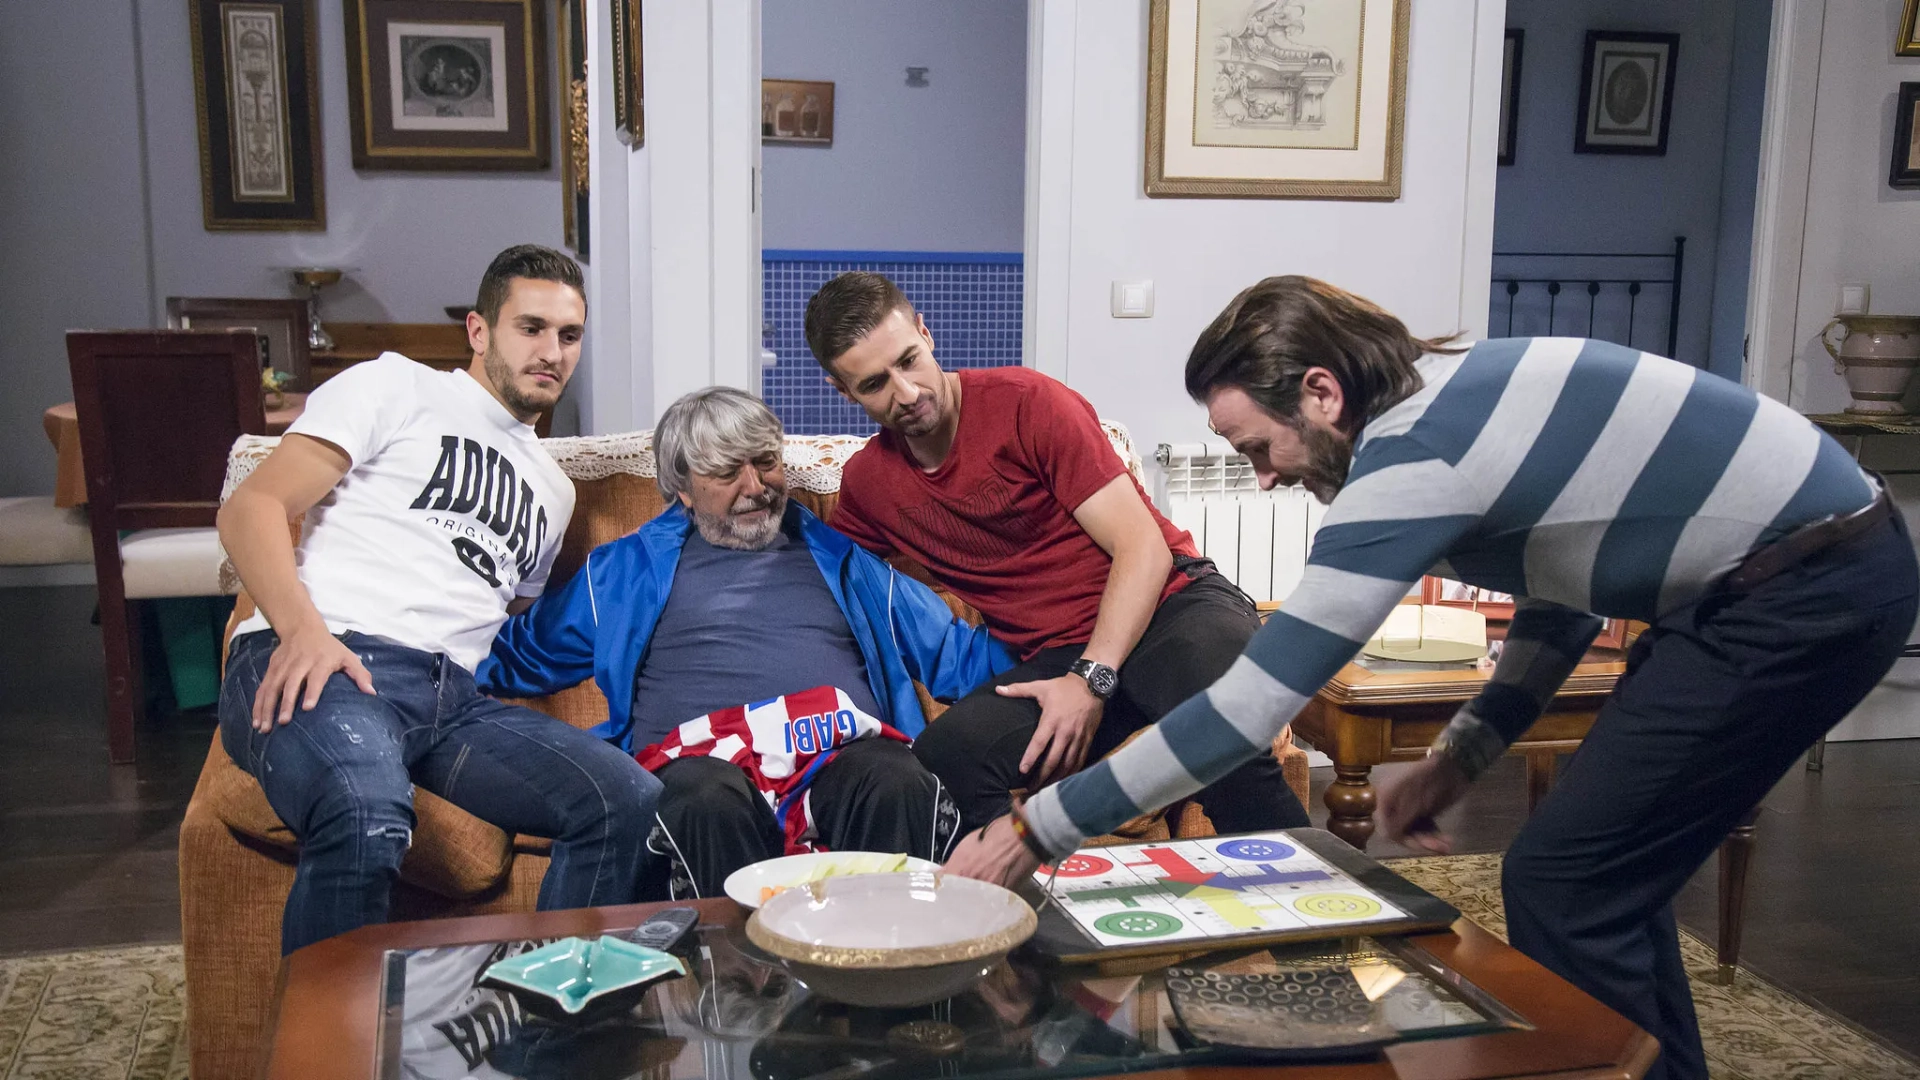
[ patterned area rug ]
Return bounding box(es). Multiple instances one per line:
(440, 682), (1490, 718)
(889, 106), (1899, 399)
(0, 944), (185, 1079)
(1389, 853), (1920, 1080)
(0, 856), (1914, 1079)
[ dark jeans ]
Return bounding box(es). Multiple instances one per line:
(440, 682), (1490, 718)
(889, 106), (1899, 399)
(220, 630), (661, 955)
(1501, 511), (1918, 1080)
(641, 738), (959, 900)
(914, 573), (1311, 834)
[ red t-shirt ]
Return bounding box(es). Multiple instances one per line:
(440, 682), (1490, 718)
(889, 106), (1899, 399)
(830, 367), (1200, 658)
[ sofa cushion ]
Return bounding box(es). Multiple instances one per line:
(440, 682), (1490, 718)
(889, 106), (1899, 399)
(200, 740), (517, 899)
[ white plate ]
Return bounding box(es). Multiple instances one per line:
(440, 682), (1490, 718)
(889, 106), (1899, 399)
(723, 850), (941, 909)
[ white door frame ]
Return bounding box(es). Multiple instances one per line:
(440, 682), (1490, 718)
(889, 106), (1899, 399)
(1744, 0), (1826, 405)
(645, 0), (762, 419)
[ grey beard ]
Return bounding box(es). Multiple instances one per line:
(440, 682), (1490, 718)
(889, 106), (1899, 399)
(691, 493), (787, 550)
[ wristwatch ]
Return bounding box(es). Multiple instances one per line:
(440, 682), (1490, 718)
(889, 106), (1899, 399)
(1068, 658), (1120, 700)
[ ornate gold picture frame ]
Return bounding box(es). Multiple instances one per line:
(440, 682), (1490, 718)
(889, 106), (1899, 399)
(343, 0), (550, 171)
(1900, 0), (1920, 57)
(612, 0), (643, 146)
(1146, 0), (1410, 200)
(559, 0), (588, 257)
(189, 0), (326, 230)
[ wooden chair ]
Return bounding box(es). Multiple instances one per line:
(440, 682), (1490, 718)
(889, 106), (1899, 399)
(66, 330), (267, 763)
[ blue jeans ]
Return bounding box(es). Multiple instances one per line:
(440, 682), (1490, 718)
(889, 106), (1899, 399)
(1501, 510), (1918, 1080)
(220, 630), (662, 955)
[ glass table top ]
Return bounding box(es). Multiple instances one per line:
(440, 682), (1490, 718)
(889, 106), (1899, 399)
(376, 923), (1527, 1080)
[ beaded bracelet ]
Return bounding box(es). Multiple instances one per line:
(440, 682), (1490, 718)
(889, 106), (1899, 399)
(1007, 804), (1053, 862)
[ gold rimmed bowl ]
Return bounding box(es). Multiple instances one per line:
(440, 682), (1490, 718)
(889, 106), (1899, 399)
(744, 871), (1037, 1007)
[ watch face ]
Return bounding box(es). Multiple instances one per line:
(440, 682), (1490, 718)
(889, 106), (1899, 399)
(1077, 661), (1119, 698)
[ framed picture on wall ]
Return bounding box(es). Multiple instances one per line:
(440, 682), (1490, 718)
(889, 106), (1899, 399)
(1499, 29), (1523, 166)
(762, 79), (835, 146)
(1145, 0), (1411, 200)
(1893, 83), (1920, 190)
(1900, 0), (1920, 56)
(342, 0), (550, 170)
(612, 0), (643, 146)
(1574, 30), (1679, 156)
(165, 297), (313, 390)
(559, 0), (589, 258)
(188, 0), (326, 230)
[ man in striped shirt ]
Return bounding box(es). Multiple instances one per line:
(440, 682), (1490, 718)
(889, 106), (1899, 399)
(946, 277), (1916, 1080)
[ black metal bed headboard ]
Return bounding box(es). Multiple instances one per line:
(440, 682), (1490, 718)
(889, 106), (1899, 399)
(1491, 236), (1686, 363)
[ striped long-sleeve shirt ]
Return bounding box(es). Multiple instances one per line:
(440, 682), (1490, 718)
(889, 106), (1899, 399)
(1023, 337), (1878, 856)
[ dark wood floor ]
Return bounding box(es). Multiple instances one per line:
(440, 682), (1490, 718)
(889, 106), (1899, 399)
(4, 584), (1918, 1058)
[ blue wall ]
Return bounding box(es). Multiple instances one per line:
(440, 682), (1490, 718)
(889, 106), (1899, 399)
(760, 0), (1027, 253)
(1494, 0), (1768, 380)
(762, 253), (1022, 434)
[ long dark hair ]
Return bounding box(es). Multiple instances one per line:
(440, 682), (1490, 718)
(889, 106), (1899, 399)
(1185, 276), (1463, 433)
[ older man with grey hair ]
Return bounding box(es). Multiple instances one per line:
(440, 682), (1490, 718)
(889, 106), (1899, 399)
(479, 387), (1013, 899)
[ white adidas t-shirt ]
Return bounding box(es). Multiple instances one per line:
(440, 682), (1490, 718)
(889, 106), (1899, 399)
(233, 353), (575, 673)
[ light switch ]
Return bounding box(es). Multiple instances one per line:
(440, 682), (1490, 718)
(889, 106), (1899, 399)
(1837, 283), (1871, 317)
(1111, 280), (1154, 318)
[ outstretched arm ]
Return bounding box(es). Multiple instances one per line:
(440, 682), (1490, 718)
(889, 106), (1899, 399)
(946, 452), (1484, 885)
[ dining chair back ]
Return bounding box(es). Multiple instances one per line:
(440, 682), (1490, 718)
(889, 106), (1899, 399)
(66, 330), (267, 763)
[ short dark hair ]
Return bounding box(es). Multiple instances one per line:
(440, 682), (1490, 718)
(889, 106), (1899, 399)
(804, 272), (915, 372)
(1185, 276), (1463, 434)
(474, 244), (586, 325)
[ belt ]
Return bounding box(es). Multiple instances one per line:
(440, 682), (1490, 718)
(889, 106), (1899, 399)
(1724, 485), (1894, 592)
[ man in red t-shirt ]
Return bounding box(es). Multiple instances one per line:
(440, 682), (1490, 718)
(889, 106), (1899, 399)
(806, 272), (1308, 835)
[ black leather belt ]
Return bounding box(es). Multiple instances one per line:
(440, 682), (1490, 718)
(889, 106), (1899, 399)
(1724, 485), (1894, 592)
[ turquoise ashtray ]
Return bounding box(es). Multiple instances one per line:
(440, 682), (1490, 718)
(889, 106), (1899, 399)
(479, 935), (687, 1025)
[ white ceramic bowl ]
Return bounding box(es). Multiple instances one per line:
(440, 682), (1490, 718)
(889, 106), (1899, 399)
(723, 850), (942, 909)
(745, 871), (1037, 1007)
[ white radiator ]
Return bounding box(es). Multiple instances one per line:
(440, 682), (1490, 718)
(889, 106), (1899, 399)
(1156, 441), (1325, 604)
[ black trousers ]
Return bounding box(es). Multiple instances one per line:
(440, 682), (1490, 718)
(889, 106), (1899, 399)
(913, 572), (1311, 834)
(639, 737), (960, 900)
(1502, 511), (1917, 1080)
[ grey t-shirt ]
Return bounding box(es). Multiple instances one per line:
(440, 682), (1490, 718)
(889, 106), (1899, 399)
(629, 519), (882, 749)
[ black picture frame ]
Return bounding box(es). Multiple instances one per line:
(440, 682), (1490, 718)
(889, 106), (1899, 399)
(1499, 28), (1524, 166)
(189, 0), (326, 230)
(1894, 83), (1920, 190)
(559, 0), (589, 258)
(343, 0), (550, 171)
(1575, 30), (1679, 156)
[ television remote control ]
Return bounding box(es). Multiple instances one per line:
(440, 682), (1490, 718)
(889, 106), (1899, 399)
(625, 907), (700, 954)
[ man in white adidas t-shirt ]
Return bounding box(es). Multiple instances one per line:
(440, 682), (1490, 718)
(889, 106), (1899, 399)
(218, 245), (660, 955)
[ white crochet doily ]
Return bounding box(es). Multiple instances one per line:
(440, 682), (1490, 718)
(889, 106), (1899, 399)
(216, 422), (1143, 588)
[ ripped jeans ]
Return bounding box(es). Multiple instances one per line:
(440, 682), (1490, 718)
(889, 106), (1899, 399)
(220, 630), (661, 955)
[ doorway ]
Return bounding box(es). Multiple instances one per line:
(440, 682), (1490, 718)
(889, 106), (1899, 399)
(756, 0), (1030, 434)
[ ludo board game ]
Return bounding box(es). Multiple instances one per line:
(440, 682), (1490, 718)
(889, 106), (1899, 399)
(1026, 828), (1460, 963)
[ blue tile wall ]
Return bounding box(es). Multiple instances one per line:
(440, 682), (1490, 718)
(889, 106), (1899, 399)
(762, 251), (1023, 434)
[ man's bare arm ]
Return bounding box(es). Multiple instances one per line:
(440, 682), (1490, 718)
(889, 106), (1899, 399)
(1072, 473), (1176, 672)
(1000, 473), (1174, 785)
(216, 433), (374, 729)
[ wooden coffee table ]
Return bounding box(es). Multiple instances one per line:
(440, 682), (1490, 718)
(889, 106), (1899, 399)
(265, 897), (1655, 1080)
